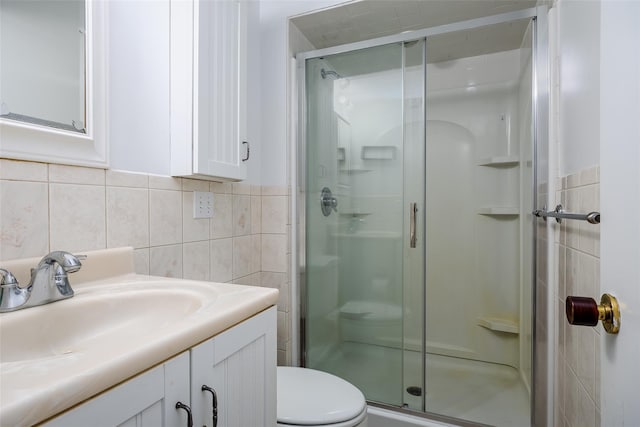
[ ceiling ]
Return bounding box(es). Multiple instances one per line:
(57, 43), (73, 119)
(291, 0), (537, 62)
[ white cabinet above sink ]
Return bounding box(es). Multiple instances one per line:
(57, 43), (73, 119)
(108, 0), (254, 180)
(170, 0), (251, 181)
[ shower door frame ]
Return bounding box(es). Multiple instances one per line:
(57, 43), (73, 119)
(294, 5), (550, 426)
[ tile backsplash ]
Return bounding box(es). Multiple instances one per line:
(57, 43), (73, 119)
(0, 158), (604, 418)
(0, 159), (292, 365)
(555, 165), (600, 427)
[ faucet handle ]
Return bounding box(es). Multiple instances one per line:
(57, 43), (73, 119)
(0, 268), (29, 312)
(0, 268), (18, 286)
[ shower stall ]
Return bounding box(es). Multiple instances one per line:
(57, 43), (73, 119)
(296, 7), (547, 427)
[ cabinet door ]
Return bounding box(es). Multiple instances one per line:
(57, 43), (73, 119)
(191, 307), (277, 427)
(42, 353), (190, 427)
(171, 0), (249, 181)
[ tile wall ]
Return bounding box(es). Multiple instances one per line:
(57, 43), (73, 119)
(535, 180), (550, 426)
(555, 165), (600, 427)
(0, 159), (292, 365)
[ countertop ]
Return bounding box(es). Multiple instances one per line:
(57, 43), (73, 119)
(0, 247), (279, 426)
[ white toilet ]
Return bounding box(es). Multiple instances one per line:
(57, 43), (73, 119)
(277, 367), (368, 427)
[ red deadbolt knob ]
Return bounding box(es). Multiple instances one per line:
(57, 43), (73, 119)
(566, 296), (599, 326)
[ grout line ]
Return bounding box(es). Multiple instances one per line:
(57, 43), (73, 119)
(46, 164), (51, 253)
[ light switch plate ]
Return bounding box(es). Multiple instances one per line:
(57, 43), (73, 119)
(193, 191), (214, 218)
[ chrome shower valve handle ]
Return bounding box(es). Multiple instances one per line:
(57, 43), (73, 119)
(320, 187), (338, 216)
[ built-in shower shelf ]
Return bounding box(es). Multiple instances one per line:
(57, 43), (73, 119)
(477, 317), (519, 334)
(477, 207), (519, 216)
(339, 169), (373, 175)
(361, 145), (396, 160)
(477, 155), (519, 167)
(308, 255), (339, 269)
(339, 212), (372, 217)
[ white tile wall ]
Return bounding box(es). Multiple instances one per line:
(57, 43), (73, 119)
(49, 183), (106, 251)
(232, 194), (251, 236)
(260, 185), (291, 365)
(149, 188), (182, 246)
(0, 180), (49, 259)
(211, 193), (233, 239)
(0, 159), (293, 364)
(535, 181), (550, 426)
(106, 187), (149, 248)
(210, 238), (233, 283)
(555, 165), (600, 427)
(150, 244), (183, 278)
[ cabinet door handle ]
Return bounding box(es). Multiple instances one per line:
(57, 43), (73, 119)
(202, 385), (218, 427)
(242, 141), (250, 162)
(175, 401), (194, 427)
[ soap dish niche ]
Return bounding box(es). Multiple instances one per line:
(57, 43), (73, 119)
(361, 145), (396, 160)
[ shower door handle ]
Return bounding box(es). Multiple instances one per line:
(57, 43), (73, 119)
(410, 203), (418, 248)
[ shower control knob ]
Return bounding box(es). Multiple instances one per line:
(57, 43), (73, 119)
(566, 294), (620, 334)
(320, 187), (338, 217)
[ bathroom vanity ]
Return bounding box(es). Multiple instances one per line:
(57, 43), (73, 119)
(0, 248), (278, 427)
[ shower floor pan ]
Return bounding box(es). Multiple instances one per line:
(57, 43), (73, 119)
(316, 341), (530, 427)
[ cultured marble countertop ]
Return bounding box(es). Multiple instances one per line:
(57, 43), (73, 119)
(0, 247), (278, 427)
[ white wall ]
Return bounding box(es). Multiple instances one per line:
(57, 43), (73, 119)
(600, 1), (640, 425)
(245, 2), (263, 184)
(259, 0), (346, 186)
(552, 1), (609, 426)
(557, 0), (601, 176)
(108, 1), (170, 176)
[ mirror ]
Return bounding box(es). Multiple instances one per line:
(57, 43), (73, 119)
(0, 0), (107, 168)
(1, 0), (86, 133)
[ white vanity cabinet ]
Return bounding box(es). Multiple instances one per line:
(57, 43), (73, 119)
(191, 307), (277, 426)
(42, 307), (276, 427)
(170, 0), (251, 182)
(42, 353), (190, 427)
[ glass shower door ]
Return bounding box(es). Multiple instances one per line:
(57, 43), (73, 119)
(422, 19), (534, 425)
(303, 40), (425, 409)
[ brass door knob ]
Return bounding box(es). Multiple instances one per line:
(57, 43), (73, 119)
(566, 293), (620, 334)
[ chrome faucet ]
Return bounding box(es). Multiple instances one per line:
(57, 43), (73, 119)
(0, 251), (84, 313)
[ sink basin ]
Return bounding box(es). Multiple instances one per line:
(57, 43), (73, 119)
(1, 284), (207, 363)
(0, 253), (278, 427)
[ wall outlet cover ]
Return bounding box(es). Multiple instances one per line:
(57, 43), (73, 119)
(193, 191), (214, 218)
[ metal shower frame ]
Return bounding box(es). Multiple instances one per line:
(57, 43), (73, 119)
(293, 5), (550, 426)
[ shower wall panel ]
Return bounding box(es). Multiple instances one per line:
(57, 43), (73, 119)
(425, 49), (525, 368)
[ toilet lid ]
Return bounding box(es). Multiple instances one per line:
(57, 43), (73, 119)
(277, 367), (366, 425)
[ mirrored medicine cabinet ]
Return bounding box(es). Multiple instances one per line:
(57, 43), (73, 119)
(0, 0), (107, 167)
